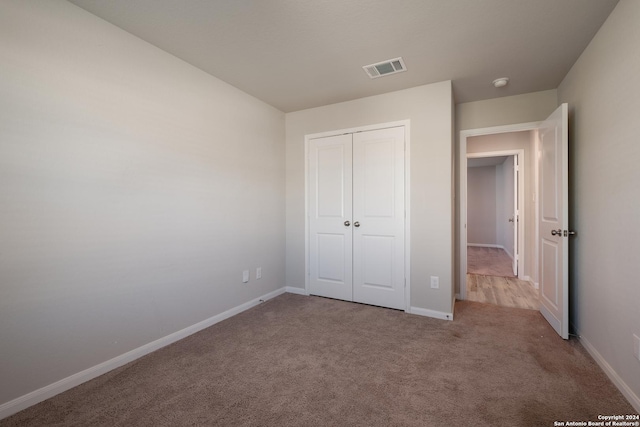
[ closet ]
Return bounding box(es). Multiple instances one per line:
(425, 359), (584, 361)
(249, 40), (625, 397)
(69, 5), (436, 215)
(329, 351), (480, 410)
(307, 126), (406, 310)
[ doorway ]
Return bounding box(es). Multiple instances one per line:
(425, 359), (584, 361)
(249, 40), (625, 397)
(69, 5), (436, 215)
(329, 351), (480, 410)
(460, 125), (540, 311)
(465, 150), (537, 310)
(460, 105), (569, 337)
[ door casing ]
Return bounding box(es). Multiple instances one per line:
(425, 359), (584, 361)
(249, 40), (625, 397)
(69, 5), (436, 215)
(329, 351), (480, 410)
(304, 120), (411, 312)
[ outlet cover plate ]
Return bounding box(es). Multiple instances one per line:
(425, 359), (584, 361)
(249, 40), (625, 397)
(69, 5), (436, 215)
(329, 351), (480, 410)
(242, 270), (249, 283)
(430, 276), (439, 289)
(634, 334), (640, 361)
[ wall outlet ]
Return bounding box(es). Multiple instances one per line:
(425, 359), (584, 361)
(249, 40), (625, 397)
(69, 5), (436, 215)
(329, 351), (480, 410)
(430, 276), (439, 289)
(242, 270), (249, 283)
(634, 334), (640, 362)
(256, 267), (262, 279)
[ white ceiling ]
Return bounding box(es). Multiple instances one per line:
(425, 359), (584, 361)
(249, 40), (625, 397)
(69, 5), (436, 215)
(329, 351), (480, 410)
(67, 0), (618, 113)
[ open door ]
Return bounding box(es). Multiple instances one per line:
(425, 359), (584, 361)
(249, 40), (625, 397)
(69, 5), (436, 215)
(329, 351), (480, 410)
(538, 103), (569, 339)
(512, 155), (519, 276)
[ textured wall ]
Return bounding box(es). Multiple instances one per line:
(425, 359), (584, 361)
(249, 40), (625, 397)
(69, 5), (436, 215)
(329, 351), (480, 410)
(0, 0), (285, 406)
(558, 0), (640, 409)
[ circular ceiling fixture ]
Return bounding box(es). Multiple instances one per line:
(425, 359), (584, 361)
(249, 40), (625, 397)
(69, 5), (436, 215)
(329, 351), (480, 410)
(492, 77), (509, 88)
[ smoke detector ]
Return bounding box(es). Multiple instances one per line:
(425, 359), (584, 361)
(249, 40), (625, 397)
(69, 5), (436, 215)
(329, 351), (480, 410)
(363, 57), (407, 79)
(492, 77), (509, 88)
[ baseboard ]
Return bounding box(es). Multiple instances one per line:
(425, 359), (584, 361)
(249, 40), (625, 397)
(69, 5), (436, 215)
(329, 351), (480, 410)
(410, 306), (454, 321)
(577, 331), (640, 413)
(0, 287), (288, 421)
(285, 286), (309, 296)
(468, 243), (504, 249)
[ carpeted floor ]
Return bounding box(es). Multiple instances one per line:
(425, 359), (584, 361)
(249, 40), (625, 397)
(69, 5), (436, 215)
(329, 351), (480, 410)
(1, 294), (635, 426)
(468, 245), (516, 277)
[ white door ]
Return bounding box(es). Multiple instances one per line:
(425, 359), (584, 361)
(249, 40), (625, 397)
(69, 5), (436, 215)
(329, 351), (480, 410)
(538, 103), (569, 339)
(512, 155), (519, 276)
(308, 127), (405, 310)
(352, 127), (405, 310)
(308, 134), (353, 301)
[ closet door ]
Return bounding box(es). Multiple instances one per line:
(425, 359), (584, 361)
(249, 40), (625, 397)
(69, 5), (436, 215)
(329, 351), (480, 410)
(308, 134), (353, 301)
(352, 127), (405, 310)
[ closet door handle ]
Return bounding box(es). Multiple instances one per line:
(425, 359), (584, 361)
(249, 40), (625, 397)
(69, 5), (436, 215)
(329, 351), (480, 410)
(344, 221), (351, 227)
(354, 221), (360, 227)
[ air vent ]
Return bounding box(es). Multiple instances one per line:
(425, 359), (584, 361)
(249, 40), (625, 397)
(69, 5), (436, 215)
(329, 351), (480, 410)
(363, 57), (407, 79)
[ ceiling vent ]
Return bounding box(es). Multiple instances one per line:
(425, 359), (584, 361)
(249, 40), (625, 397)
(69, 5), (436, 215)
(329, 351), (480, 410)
(363, 57), (407, 79)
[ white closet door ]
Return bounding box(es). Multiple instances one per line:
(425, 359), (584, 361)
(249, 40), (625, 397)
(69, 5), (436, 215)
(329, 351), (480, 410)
(352, 127), (405, 310)
(308, 134), (353, 301)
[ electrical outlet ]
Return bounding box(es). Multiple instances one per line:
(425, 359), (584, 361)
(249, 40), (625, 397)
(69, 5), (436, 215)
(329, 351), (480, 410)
(256, 267), (262, 279)
(430, 276), (439, 289)
(242, 270), (249, 283)
(634, 334), (640, 362)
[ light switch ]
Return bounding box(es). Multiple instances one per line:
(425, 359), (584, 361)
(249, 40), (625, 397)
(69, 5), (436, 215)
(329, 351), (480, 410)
(242, 270), (249, 283)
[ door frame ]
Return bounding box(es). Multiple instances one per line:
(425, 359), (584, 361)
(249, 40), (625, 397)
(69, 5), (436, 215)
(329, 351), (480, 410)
(304, 120), (411, 312)
(459, 122), (540, 300)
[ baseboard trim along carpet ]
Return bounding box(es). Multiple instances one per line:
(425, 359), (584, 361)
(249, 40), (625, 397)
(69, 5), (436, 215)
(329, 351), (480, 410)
(577, 331), (640, 413)
(1, 286), (457, 420)
(0, 286), (290, 420)
(410, 306), (454, 321)
(284, 286), (308, 296)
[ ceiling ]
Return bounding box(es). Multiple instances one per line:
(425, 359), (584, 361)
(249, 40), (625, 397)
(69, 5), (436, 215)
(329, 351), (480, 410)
(67, 0), (619, 113)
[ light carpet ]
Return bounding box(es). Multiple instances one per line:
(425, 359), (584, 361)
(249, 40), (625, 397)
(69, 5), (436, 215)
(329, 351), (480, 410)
(2, 294), (635, 426)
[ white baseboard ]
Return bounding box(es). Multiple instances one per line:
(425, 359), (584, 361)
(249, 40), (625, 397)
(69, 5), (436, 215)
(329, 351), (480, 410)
(577, 331), (640, 413)
(410, 306), (454, 321)
(285, 286), (308, 296)
(0, 287), (288, 421)
(468, 243), (504, 249)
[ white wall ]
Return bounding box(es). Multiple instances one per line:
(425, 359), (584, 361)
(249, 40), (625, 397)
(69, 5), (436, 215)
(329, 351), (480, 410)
(467, 166), (497, 245)
(0, 0), (285, 409)
(558, 0), (640, 410)
(285, 82), (454, 315)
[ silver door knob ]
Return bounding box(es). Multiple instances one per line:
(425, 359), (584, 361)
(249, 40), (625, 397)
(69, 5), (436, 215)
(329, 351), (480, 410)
(344, 221), (350, 227)
(354, 221), (360, 227)
(551, 229), (562, 236)
(508, 217), (514, 223)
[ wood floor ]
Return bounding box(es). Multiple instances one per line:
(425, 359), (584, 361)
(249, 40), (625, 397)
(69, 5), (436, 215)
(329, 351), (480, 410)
(467, 273), (539, 310)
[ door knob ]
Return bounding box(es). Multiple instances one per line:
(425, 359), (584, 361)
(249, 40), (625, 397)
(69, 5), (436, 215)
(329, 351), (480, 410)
(354, 221), (360, 227)
(551, 229), (562, 236)
(508, 217), (514, 223)
(344, 221), (350, 227)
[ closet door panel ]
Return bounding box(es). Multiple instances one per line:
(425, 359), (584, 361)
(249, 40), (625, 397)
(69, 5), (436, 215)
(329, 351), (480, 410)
(352, 127), (405, 310)
(308, 134), (353, 301)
